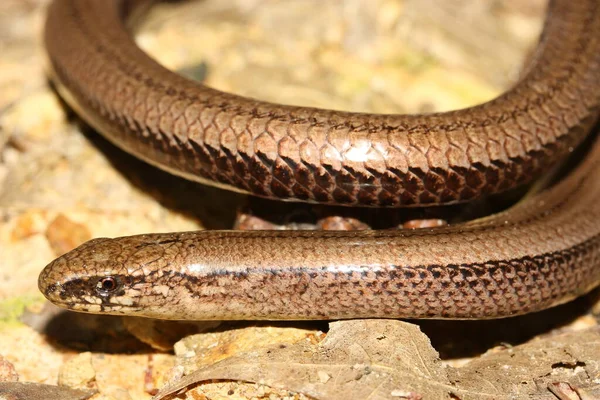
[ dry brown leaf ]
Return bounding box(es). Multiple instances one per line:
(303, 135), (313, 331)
(154, 321), (600, 400)
(449, 326), (600, 399)
(0, 382), (95, 400)
(155, 320), (451, 399)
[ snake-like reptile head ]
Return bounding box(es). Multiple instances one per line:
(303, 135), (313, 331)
(38, 234), (193, 319)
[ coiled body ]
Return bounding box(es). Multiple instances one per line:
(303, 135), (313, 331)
(38, 0), (600, 320)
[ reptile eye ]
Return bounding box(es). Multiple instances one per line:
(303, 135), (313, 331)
(96, 276), (120, 294)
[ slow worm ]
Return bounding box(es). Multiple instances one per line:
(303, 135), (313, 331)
(39, 0), (600, 319)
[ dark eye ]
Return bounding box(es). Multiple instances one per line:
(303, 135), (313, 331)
(96, 276), (120, 294)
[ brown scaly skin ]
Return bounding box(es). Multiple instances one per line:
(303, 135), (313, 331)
(39, 134), (600, 319)
(45, 0), (600, 207)
(39, 0), (600, 319)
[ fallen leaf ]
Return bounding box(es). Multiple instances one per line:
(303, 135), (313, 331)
(155, 320), (451, 399)
(449, 326), (600, 398)
(0, 382), (94, 400)
(154, 321), (600, 400)
(174, 324), (320, 373)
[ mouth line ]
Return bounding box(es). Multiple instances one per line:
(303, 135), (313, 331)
(39, 282), (141, 314)
(50, 295), (143, 312)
